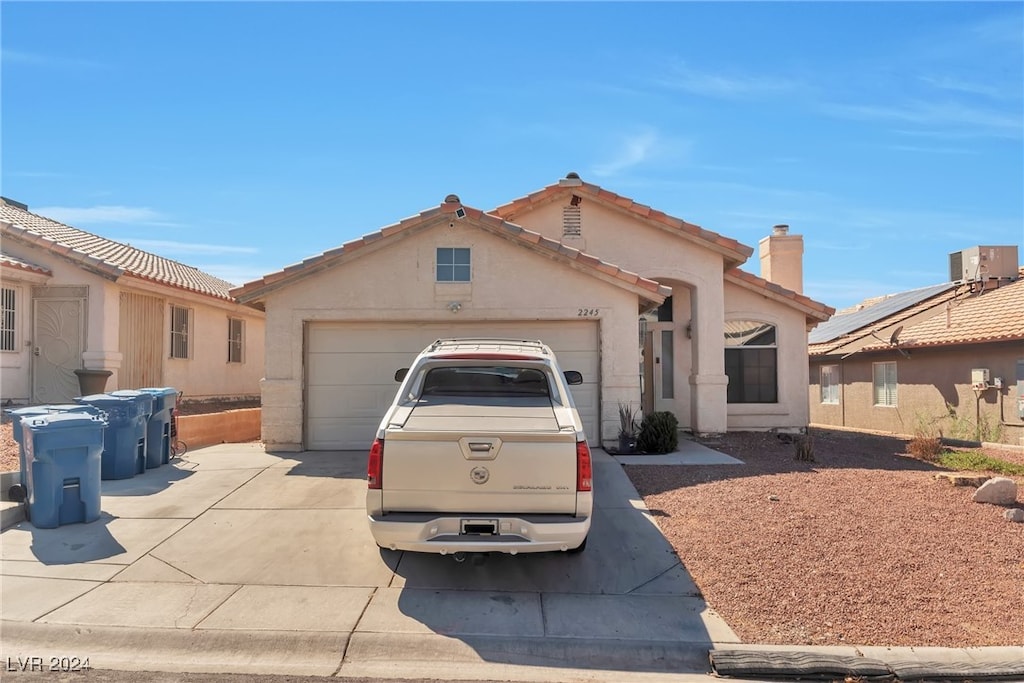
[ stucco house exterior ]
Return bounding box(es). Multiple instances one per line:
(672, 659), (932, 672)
(808, 246), (1022, 447)
(232, 174), (832, 451)
(1, 197), (265, 405)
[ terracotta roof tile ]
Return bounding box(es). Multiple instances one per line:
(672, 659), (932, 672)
(855, 274), (1024, 352)
(725, 268), (834, 323)
(231, 199), (671, 304)
(490, 177), (754, 266)
(1, 201), (236, 300)
(0, 250), (52, 277)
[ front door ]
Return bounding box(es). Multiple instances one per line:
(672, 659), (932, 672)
(32, 297), (84, 403)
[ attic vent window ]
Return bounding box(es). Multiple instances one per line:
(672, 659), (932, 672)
(563, 198), (582, 238)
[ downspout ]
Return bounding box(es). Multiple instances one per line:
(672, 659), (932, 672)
(840, 359), (846, 427)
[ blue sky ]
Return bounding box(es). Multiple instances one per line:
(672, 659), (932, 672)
(3, 2), (1021, 311)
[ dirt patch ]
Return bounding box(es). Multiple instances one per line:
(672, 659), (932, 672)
(626, 429), (1024, 647)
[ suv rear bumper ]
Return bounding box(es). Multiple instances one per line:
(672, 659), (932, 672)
(368, 512), (590, 554)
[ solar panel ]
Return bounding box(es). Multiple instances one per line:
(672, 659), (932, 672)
(809, 282), (955, 345)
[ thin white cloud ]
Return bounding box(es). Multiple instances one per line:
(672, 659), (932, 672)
(887, 144), (976, 155)
(591, 130), (661, 178)
(654, 61), (800, 99)
(125, 239), (258, 256)
(1, 48), (106, 70)
(822, 100), (1022, 137)
(33, 205), (175, 226)
(919, 75), (1010, 101)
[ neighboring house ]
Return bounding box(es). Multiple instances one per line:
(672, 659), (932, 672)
(808, 246), (1023, 447)
(1, 197), (265, 405)
(232, 174), (832, 451)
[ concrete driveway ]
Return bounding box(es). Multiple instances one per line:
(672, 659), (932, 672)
(1, 444), (738, 681)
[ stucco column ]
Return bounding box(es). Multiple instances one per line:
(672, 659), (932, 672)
(259, 309), (304, 450)
(689, 282), (729, 435)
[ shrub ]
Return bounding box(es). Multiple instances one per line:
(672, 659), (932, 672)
(637, 411), (679, 454)
(907, 436), (943, 461)
(794, 434), (815, 462)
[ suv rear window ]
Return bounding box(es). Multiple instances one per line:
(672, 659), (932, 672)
(422, 366), (550, 397)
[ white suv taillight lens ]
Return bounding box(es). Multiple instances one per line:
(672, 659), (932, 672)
(576, 441), (592, 492)
(367, 438), (383, 489)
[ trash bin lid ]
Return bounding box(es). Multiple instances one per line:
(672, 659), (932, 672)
(5, 406), (52, 419)
(24, 412), (107, 430)
(140, 387), (177, 396)
(75, 393), (130, 404)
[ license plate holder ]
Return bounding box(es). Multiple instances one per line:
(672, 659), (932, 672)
(460, 518), (498, 536)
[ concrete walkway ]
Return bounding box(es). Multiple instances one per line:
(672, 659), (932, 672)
(2, 443), (1019, 682)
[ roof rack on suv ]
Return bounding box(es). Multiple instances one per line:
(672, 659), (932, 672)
(428, 338), (548, 353)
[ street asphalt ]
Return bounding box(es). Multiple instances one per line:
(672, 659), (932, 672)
(1, 441), (1020, 682)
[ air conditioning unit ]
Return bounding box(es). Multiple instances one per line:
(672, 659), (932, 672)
(949, 246), (1019, 283)
(971, 368), (990, 389)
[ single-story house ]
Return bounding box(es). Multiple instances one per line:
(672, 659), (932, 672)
(232, 174), (833, 451)
(808, 246), (1023, 447)
(1, 197), (265, 405)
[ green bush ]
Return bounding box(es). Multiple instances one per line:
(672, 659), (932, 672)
(637, 411), (679, 454)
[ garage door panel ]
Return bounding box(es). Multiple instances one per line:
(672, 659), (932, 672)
(306, 385), (397, 419)
(307, 352), (411, 385)
(306, 321), (600, 450)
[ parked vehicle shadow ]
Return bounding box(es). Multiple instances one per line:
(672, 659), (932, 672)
(381, 457), (726, 673)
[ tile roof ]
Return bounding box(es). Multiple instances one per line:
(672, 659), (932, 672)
(231, 198), (672, 305)
(0, 199), (237, 301)
(0, 250), (52, 277)
(808, 282), (956, 345)
(858, 273), (1024, 351)
(808, 273), (1023, 356)
(725, 268), (834, 322)
(489, 174), (754, 267)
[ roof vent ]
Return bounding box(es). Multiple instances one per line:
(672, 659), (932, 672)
(443, 194), (461, 204)
(559, 173), (583, 188)
(1, 197), (28, 210)
(566, 172), (580, 179)
(772, 224), (789, 236)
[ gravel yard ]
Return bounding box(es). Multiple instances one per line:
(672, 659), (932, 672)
(625, 429), (1024, 648)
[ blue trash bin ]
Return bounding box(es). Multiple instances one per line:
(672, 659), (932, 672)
(74, 394), (147, 480)
(5, 404), (108, 498)
(109, 390), (154, 468)
(22, 412), (106, 528)
(139, 387), (177, 467)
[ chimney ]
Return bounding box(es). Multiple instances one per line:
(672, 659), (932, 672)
(759, 224), (804, 294)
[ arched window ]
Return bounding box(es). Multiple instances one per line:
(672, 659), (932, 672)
(724, 320), (777, 403)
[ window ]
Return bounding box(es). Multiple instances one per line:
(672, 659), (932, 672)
(170, 305), (192, 359)
(0, 287), (15, 352)
(820, 364), (839, 404)
(725, 321), (777, 403)
(228, 317), (244, 363)
(436, 247), (471, 282)
(873, 361), (897, 407)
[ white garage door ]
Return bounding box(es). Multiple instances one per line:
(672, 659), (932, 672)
(305, 321), (600, 450)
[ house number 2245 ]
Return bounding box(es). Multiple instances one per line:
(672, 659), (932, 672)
(577, 308), (599, 317)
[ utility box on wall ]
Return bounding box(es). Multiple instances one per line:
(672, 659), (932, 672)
(971, 368), (990, 388)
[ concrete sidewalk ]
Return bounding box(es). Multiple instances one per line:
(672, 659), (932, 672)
(2, 443), (1020, 682)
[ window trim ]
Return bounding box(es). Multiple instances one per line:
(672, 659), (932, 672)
(820, 364), (840, 405)
(0, 286), (16, 353)
(872, 361), (898, 407)
(169, 304), (193, 360)
(227, 317), (244, 364)
(436, 247), (471, 283)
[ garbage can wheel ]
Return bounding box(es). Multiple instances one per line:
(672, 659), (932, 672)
(8, 484), (26, 503)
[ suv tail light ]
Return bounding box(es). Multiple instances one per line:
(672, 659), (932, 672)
(576, 441), (592, 492)
(367, 438), (383, 489)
